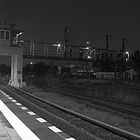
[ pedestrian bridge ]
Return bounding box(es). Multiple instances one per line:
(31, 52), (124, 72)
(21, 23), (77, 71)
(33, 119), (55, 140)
(22, 40), (98, 62)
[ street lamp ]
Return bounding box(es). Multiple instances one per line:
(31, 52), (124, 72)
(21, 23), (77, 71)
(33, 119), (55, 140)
(125, 51), (129, 61)
(106, 34), (113, 52)
(16, 32), (23, 37)
(57, 43), (61, 48)
(56, 43), (63, 54)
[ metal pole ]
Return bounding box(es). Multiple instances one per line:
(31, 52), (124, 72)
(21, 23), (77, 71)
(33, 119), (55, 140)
(43, 42), (46, 56)
(121, 38), (128, 80)
(64, 26), (68, 57)
(46, 44), (48, 57)
(106, 34), (113, 51)
(106, 34), (113, 62)
(122, 38), (125, 52)
(122, 38), (128, 52)
(32, 41), (35, 56)
(29, 41), (32, 55)
(106, 35), (109, 52)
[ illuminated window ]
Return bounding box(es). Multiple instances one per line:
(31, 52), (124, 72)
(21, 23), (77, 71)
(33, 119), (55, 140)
(0, 30), (4, 39)
(6, 31), (10, 40)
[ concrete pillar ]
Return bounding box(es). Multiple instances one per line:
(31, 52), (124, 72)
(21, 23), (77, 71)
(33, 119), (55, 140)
(57, 65), (61, 74)
(9, 54), (25, 88)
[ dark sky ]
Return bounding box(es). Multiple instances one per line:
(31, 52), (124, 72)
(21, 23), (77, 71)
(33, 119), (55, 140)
(0, 0), (140, 53)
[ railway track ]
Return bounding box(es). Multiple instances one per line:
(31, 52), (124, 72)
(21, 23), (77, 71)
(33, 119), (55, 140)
(37, 84), (140, 121)
(0, 82), (140, 139)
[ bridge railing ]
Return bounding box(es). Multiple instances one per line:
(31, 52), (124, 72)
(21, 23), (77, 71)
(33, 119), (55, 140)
(21, 40), (122, 62)
(22, 41), (64, 57)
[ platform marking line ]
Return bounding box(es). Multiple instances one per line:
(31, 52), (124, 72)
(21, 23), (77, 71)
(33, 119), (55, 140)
(1, 92), (5, 95)
(8, 97), (13, 100)
(36, 118), (47, 123)
(5, 95), (9, 97)
(20, 107), (28, 110)
(0, 90), (6, 95)
(15, 103), (22, 106)
(48, 126), (76, 140)
(0, 90), (76, 140)
(27, 111), (36, 115)
(11, 100), (17, 103)
(0, 90), (10, 97)
(57, 132), (77, 140)
(6, 95), (10, 98)
(0, 91), (6, 95)
(48, 126), (62, 133)
(0, 100), (40, 140)
(0, 90), (8, 97)
(65, 138), (76, 140)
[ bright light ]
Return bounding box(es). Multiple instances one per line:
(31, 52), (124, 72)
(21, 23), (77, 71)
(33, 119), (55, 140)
(16, 32), (23, 37)
(30, 62), (33, 65)
(86, 41), (90, 44)
(57, 43), (61, 48)
(87, 56), (91, 59)
(19, 40), (24, 43)
(125, 51), (129, 61)
(85, 47), (90, 50)
(19, 32), (23, 35)
(53, 43), (61, 47)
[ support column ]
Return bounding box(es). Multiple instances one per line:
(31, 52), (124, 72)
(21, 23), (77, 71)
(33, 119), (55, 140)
(9, 54), (25, 88)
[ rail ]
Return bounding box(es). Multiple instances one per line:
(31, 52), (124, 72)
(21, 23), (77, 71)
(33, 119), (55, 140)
(0, 81), (140, 140)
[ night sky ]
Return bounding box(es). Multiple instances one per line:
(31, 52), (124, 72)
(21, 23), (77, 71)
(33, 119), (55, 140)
(0, 0), (140, 64)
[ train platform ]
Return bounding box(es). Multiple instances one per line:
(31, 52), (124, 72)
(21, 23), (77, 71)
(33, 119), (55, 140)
(0, 89), (75, 140)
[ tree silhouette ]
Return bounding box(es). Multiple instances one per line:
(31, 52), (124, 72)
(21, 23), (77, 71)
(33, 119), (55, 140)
(128, 50), (140, 79)
(0, 64), (10, 76)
